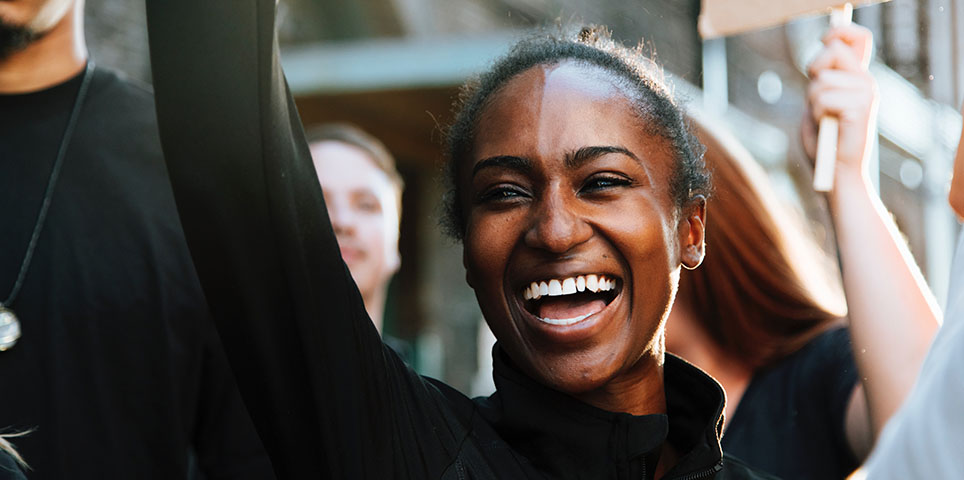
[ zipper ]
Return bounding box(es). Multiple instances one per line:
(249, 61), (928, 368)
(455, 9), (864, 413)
(664, 460), (723, 480)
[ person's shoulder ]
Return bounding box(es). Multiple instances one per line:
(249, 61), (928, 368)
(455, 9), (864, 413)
(760, 326), (853, 379)
(718, 454), (783, 480)
(88, 65), (157, 111)
(82, 65), (162, 154)
(803, 325), (851, 352)
(774, 326), (849, 361)
(795, 326), (856, 382)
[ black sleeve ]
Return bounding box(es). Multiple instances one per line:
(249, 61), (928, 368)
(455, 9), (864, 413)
(193, 323), (277, 479)
(144, 1), (469, 477)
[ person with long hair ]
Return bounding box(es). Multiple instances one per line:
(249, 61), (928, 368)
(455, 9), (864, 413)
(144, 1), (776, 478)
(665, 24), (939, 480)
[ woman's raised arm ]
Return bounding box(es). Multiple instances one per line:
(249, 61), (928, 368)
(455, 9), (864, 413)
(144, 1), (466, 477)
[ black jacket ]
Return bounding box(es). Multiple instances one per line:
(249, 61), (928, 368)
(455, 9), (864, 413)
(145, 1), (777, 478)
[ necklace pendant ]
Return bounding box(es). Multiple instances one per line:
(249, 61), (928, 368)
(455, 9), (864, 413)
(0, 305), (21, 351)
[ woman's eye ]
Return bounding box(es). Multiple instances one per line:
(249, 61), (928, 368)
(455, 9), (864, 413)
(581, 175), (632, 193)
(479, 185), (527, 204)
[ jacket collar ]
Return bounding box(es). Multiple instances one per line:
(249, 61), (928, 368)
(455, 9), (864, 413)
(479, 346), (725, 480)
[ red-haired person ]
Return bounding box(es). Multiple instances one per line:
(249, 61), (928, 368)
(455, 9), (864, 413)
(666, 24), (939, 480)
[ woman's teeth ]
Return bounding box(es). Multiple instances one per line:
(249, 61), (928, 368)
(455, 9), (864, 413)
(522, 274), (616, 301)
(538, 313), (592, 326)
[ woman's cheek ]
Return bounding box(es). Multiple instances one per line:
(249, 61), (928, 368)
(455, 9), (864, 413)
(464, 216), (497, 288)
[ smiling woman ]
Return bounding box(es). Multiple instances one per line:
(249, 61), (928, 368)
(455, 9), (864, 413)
(146, 1), (774, 478)
(446, 34), (710, 414)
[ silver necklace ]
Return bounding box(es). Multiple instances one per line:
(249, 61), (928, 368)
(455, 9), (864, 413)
(1, 61), (95, 352)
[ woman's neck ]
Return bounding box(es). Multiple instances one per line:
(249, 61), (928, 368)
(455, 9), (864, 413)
(571, 345), (668, 417)
(569, 343), (681, 476)
(665, 306), (753, 424)
(362, 286), (387, 334)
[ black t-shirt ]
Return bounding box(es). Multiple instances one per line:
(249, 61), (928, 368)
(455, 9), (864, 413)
(0, 67), (273, 479)
(722, 327), (859, 479)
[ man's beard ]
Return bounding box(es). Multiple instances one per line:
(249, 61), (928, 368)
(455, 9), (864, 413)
(0, 17), (40, 61)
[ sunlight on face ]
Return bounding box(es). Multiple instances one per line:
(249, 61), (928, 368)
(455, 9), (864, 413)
(461, 62), (690, 402)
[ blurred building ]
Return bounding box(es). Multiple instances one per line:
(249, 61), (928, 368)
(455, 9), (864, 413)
(86, 0), (964, 394)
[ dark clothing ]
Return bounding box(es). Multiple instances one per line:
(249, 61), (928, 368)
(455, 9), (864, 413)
(723, 328), (859, 480)
(0, 67), (272, 479)
(478, 350), (776, 479)
(145, 2), (777, 478)
(0, 450), (25, 480)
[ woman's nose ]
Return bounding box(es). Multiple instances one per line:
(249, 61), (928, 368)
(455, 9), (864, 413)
(523, 190), (592, 254)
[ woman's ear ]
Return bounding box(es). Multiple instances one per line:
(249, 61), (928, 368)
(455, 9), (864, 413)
(680, 196), (706, 270)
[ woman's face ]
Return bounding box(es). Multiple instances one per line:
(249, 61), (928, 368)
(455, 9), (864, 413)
(461, 61), (705, 399)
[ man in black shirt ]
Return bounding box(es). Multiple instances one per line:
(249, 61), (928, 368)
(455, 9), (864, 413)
(0, 1), (273, 478)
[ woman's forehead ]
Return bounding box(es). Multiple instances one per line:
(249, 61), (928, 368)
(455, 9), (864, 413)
(471, 62), (664, 163)
(541, 61), (632, 101)
(488, 61), (632, 110)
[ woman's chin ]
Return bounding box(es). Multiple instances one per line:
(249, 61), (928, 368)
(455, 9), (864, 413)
(526, 352), (624, 395)
(519, 343), (665, 407)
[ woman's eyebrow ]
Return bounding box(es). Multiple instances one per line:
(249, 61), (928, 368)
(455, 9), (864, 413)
(472, 155), (533, 177)
(565, 145), (639, 169)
